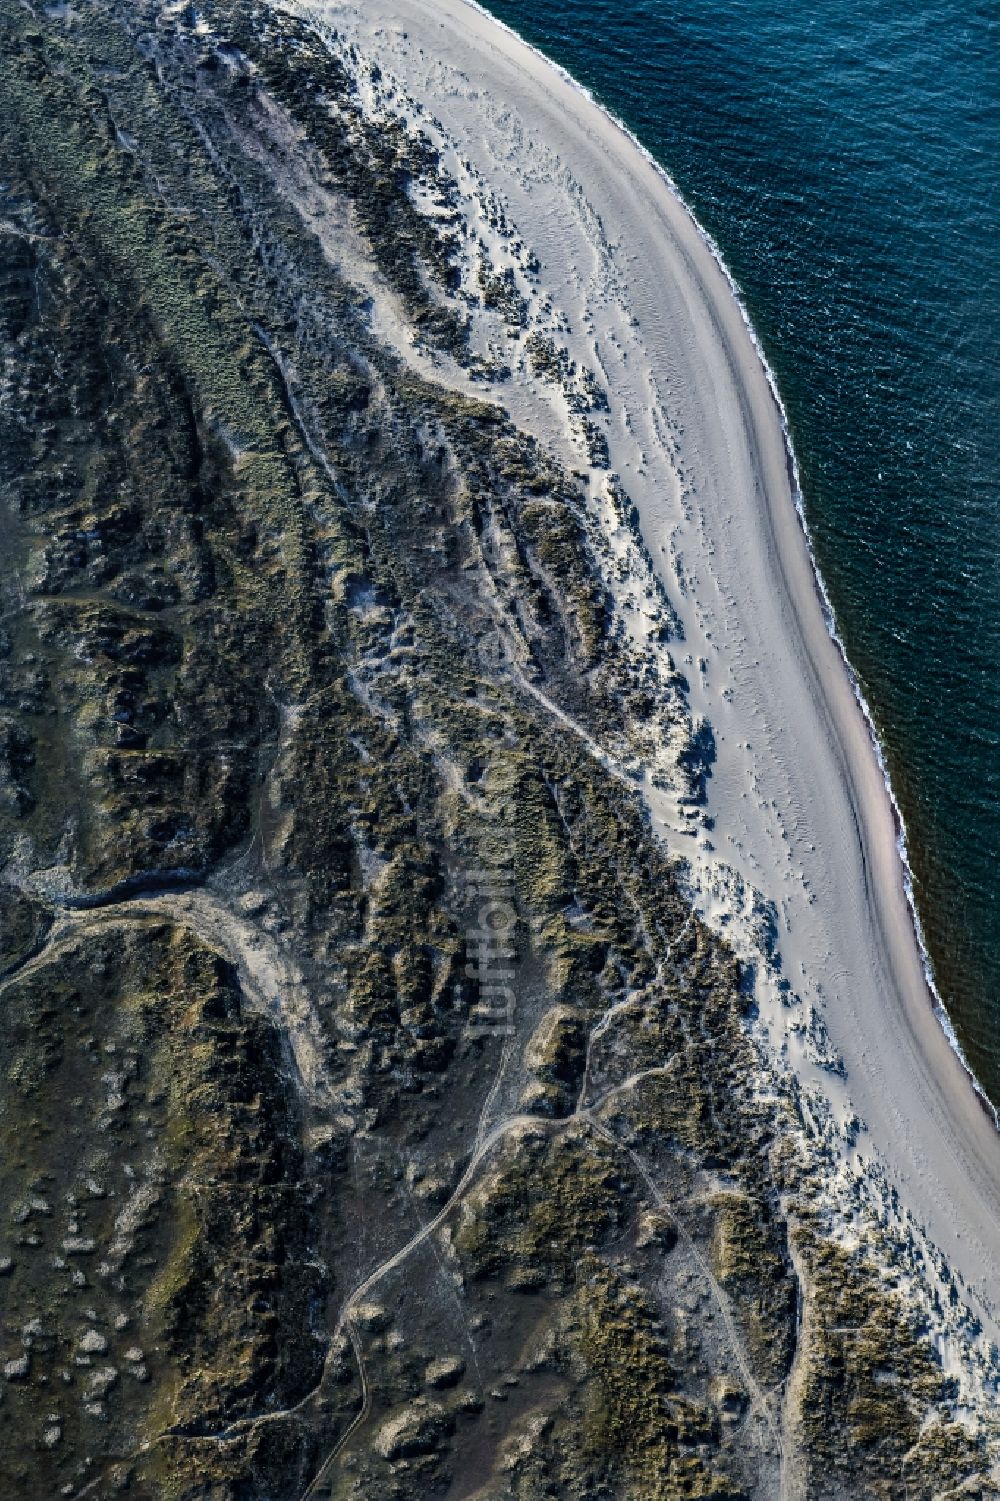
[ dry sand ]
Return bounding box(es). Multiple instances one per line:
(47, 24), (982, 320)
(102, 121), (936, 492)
(310, 0), (1000, 1342)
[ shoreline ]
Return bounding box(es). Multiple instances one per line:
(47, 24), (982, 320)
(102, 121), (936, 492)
(319, 0), (1000, 1339)
(461, 0), (997, 1133)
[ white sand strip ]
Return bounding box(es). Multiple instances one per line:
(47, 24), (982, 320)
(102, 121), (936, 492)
(313, 0), (1000, 1335)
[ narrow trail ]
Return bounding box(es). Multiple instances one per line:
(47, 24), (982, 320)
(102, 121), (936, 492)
(575, 911), (694, 1113)
(516, 672), (637, 795)
(586, 1113), (789, 1497)
(293, 1059), (788, 1499)
(20, 872), (789, 1498)
(295, 1108), (554, 1501)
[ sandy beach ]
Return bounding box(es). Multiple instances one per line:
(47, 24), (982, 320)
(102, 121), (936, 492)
(316, 0), (1000, 1341)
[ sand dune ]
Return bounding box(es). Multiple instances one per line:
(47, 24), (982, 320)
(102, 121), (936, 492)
(319, 0), (1000, 1344)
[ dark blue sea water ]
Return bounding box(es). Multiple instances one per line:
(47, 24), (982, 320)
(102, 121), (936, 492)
(478, 0), (1000, 1103)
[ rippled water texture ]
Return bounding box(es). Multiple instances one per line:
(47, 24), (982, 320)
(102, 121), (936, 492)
(479, 0), (1000, 1100)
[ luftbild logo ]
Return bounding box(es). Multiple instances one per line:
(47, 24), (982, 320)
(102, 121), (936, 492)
(463, 764), (517, 1039)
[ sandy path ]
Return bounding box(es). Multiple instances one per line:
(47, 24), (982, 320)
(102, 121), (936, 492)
(316, 0), (1000, 1335)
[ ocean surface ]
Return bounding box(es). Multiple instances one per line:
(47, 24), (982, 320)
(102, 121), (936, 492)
(478, 0), (1000, 1104)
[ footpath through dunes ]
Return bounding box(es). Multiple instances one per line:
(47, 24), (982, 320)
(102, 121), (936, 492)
(332, 0), (1000, 1327)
